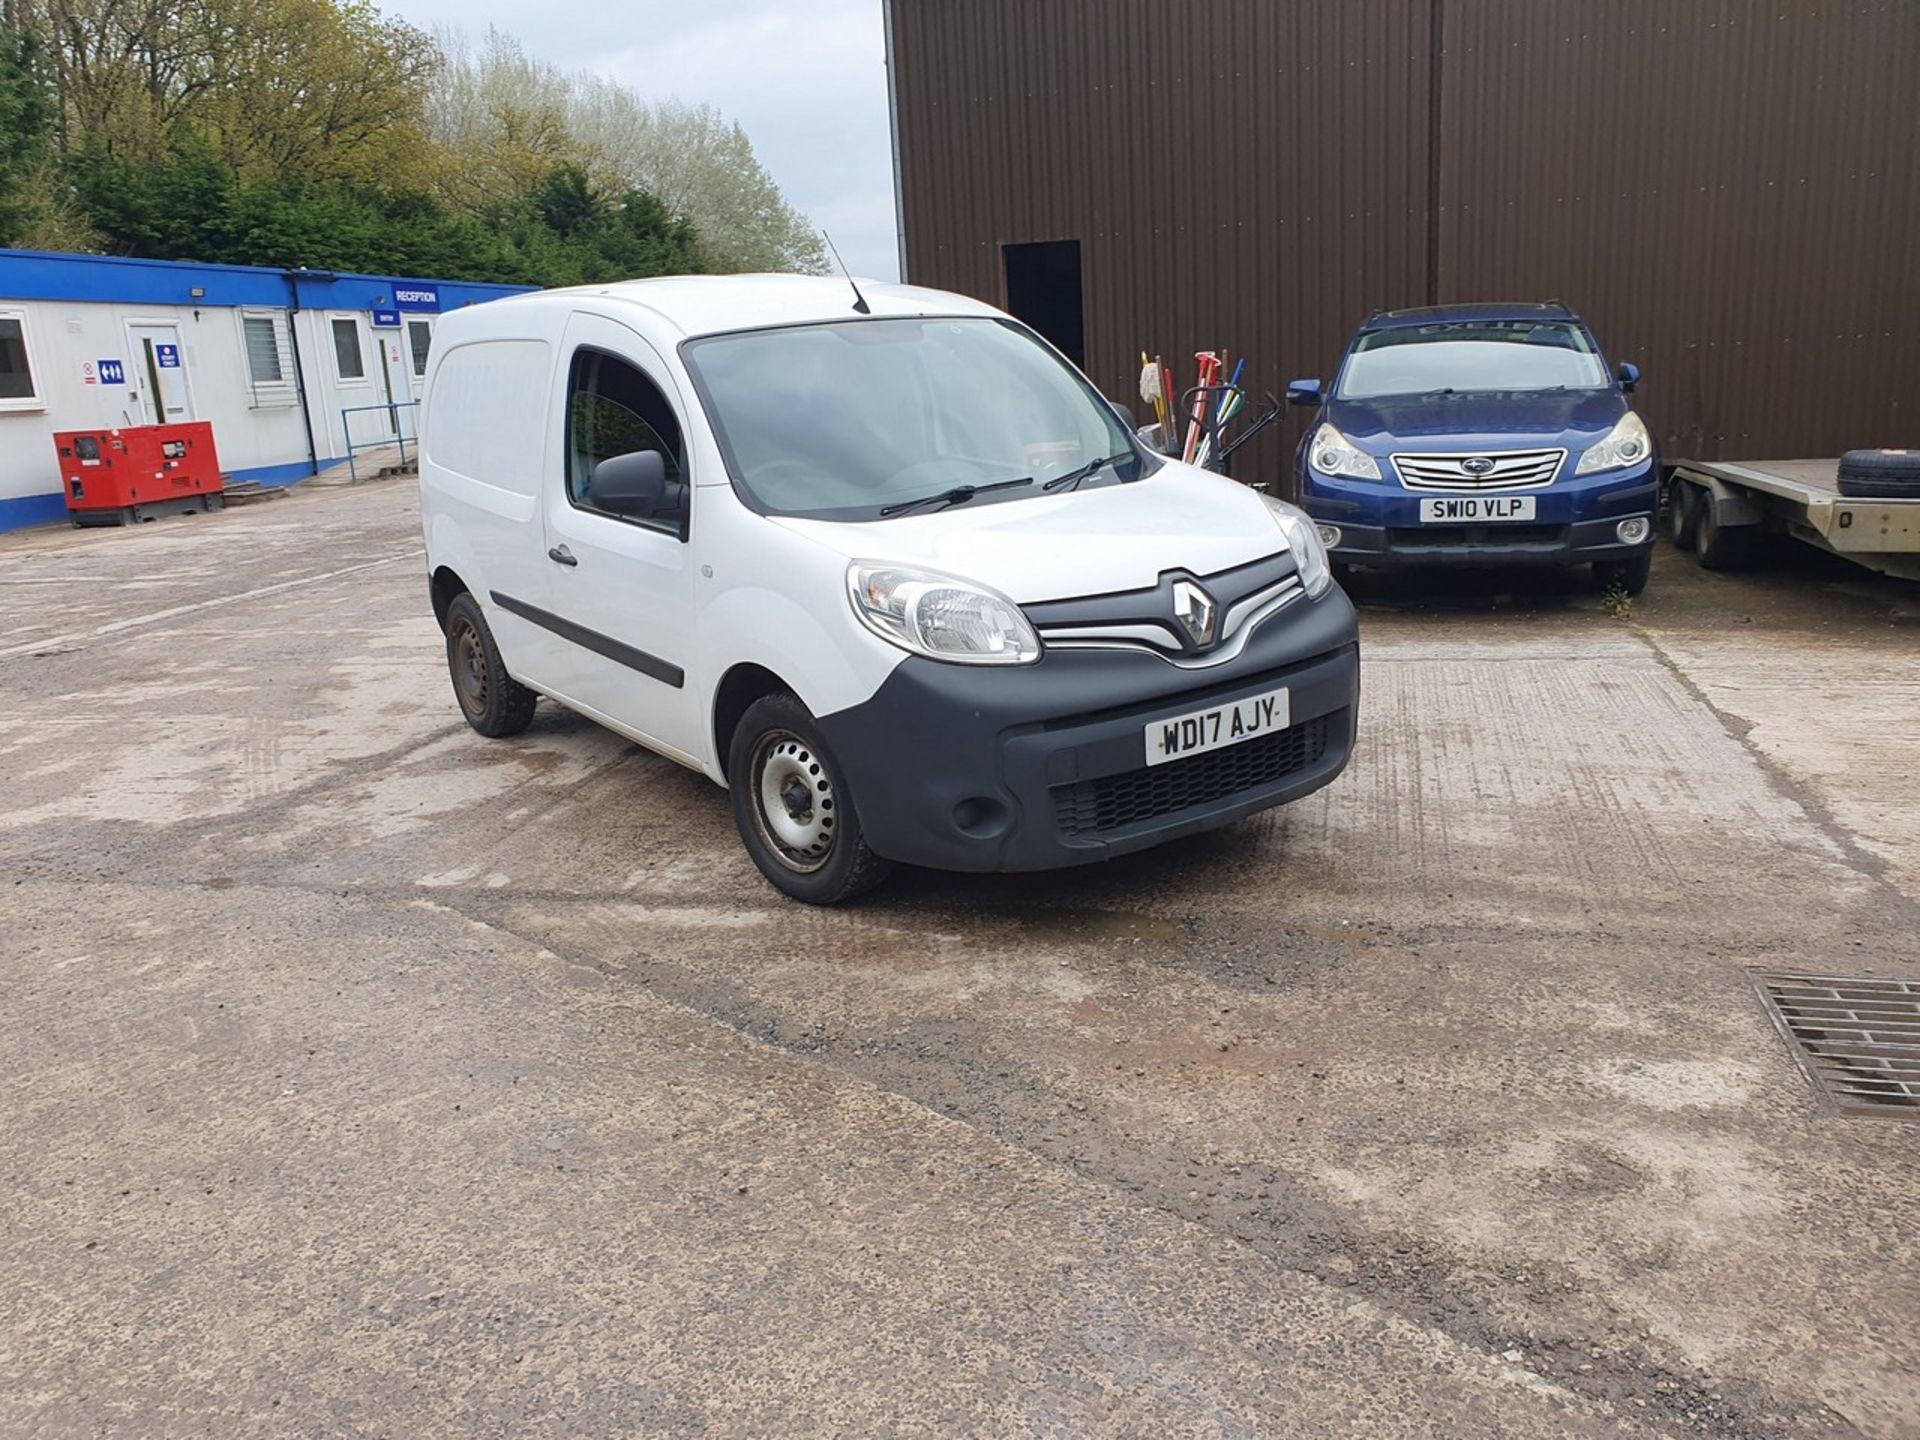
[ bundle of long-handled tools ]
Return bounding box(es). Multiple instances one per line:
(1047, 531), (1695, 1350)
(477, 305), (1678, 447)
(1137, 349), (1281, 480)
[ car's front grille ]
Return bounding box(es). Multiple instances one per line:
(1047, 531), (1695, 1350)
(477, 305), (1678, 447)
(1051, 713), (1334, 837)
(1392, 449), (1566, 491)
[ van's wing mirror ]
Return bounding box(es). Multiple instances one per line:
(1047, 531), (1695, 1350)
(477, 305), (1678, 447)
(1135, 421), (1171, 454)
(1616, 362), (1640, 392)
(588, 450), (669, 518)
(1286, 378), (1323, 407)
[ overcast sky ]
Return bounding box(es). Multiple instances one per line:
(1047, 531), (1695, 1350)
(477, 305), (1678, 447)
(387, 0), (901, 280)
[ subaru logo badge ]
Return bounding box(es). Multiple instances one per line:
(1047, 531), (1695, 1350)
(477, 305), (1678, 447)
(1461, 455), (1496, 476)
(1171, 579), (1218, 648)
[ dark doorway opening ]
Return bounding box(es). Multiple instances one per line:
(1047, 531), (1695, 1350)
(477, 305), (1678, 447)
(1003, 240), (1085, 367)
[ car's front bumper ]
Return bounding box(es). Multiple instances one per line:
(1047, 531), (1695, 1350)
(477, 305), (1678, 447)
(817, 588), (1360, 872)
(1301, 464), (1658, 568)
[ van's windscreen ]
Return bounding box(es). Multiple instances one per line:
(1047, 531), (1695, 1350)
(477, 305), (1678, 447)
(681, 317), (1145, 521)
(1337, 321), (1608, 399)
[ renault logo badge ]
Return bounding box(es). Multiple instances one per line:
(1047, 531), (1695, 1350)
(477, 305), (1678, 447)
(1172, 579), (1218, 648)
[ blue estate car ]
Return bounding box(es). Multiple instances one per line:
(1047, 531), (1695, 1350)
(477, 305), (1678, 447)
(1289, 302), (1658, 593)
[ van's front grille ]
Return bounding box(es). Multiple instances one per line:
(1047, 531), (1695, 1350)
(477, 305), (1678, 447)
(1051, 714), (1333, 837)
(1392, 449), (1565, 491)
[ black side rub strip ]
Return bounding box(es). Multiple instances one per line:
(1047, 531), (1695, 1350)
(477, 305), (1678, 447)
(489, 590), (685, 689)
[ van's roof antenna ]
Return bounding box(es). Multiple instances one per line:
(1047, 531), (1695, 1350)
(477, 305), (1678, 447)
(822, 231), (871, 314)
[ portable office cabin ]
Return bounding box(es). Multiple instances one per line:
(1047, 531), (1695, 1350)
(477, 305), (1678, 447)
(883, 0), (1920, 474)
(0, 249), (535, 531)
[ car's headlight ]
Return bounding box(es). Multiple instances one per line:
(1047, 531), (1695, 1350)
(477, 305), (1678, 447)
(1575, 412), (1652, 475)
(1260, 494), (1333, 598)
(1308, 423), (1382, 480)
(847, 563), (1041, 665)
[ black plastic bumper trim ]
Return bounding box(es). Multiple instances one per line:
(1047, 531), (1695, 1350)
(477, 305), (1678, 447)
(1319, 513), (1655, 569)
(817, 588), (1361, 872)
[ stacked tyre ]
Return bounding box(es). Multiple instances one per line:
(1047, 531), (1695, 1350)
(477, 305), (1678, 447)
(1837, 449), (1920, 499)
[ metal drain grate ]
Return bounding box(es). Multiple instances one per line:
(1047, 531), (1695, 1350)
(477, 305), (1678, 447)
(1755, 974), (1920, 1119)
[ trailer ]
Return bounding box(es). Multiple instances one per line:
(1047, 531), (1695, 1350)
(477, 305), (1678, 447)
(1665, 457), (1920, 582)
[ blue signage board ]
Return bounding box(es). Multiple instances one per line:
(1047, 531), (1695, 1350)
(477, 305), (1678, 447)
(390, 282), (440, 312)
(98, 359), (125, 384)
(155, 343), (180, 368)
(371, 307), (401, 328)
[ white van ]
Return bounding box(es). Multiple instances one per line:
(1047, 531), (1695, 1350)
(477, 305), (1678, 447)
(419, 275), (1359, 902)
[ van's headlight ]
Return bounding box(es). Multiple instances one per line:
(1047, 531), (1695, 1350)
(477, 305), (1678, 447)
(847, 563), (1041, 665)
(1260, 495), (1333, 598)
(1308, 423), (1381, 480)
(1575, 412), (1652, 475)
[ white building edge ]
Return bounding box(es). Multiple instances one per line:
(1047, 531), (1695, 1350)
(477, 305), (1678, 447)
(0, 248), (534, 532)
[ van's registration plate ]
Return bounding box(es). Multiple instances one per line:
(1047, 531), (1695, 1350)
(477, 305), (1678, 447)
(1146, 687), (1291, 768)
(1419, 495), (1536, 522)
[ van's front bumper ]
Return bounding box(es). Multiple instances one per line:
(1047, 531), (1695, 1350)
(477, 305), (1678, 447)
(816, 589), (1359, 873)
(1301, 463), (1657, 568)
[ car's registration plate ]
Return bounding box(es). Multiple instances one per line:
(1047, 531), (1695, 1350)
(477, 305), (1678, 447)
(1418, 495), (1537, 522)
(1146, 686), (1291, 767)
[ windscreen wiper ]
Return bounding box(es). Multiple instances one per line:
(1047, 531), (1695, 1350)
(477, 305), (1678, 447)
(1041, 451), (1132, 492)
(878, 476), (1033, 517)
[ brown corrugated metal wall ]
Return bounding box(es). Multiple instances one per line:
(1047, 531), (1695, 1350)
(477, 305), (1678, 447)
(890, 0), (1920, 476)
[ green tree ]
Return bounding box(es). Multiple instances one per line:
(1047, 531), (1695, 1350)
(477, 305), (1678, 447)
(0, 26), (53, 243)
(4, 0), (813, 287)
(430, 28), (824, 275)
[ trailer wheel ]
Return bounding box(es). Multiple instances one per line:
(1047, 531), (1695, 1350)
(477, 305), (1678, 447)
(1694, 494), (1754, 572)
(1667, 480), (1700, 551)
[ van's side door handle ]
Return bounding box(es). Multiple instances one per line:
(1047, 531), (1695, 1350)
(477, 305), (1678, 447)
(547, 545), (577, 567)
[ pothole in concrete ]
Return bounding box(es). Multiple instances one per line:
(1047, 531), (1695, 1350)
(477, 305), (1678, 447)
(1755, 972), (1920, 1119)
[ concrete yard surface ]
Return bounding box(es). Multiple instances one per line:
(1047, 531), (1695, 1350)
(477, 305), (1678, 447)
(1, 481), (1917, 1437)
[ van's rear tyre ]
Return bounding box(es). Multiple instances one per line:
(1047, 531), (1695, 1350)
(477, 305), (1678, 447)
(1667, 481), (1700, 551)
(445, 593), (539, 737)
(1694, 496), (1754, 572)
(729, 692), (892, 904)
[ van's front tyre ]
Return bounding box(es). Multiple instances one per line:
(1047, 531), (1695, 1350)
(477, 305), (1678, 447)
(444, 593), (539, 738)
(729, 692), (891, 904)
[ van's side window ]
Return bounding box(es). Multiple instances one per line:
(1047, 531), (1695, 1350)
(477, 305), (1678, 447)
(566, 348), (687, 533)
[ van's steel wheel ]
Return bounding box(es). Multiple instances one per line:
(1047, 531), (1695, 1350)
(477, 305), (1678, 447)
(750, 731), (837, 873)
(729, 692), (891, 904)
(443, 593), (538, 738)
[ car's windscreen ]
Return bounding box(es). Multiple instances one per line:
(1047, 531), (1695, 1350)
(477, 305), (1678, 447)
(681, 317), (1146, 521)
(1337, 321), (1608, 399)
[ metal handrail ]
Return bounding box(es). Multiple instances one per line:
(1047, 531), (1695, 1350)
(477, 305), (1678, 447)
(340, 399), (422, 483)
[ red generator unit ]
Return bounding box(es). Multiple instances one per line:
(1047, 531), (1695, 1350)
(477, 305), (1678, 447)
(55, 422), (226, 527)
